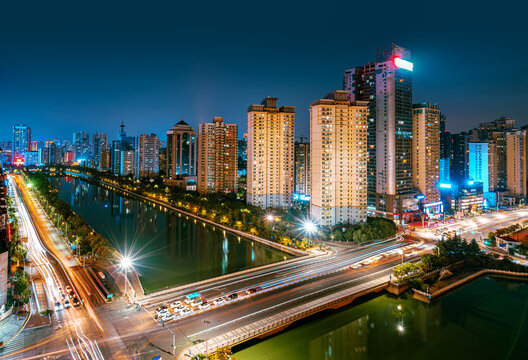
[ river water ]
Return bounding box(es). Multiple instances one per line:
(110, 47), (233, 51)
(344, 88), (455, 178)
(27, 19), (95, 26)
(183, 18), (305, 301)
(50, 176), (291, 293)
(234, 276), (528, 360)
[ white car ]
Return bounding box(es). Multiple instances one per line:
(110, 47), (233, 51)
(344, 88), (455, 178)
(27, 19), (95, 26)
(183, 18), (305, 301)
(350, 264), (361, 269)
(170, 301), (182, 308)
(157, 309), (170, 317)
(161, 313), (174, 322)
(199, 302), (210, 310)
(213, 297), (225, 305)
(190, 299), (202, 307)
(180, 308), (192, 316)
(174, 305), (186, 311)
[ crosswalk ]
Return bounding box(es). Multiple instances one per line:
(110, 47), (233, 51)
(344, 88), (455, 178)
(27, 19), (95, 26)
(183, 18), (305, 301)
(1, 331), (27, 358)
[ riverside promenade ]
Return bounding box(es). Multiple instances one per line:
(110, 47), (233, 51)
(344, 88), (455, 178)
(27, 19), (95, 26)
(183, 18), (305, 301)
(63, 170), (306, 258)
(413, 269), (528, 303)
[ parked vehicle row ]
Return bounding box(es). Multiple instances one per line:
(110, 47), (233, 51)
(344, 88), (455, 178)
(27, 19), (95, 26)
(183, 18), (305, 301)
(153, 287), (262, 321)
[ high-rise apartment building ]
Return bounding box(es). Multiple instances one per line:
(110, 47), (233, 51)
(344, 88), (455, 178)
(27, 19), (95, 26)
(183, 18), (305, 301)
(412, 103), (441, 204)
(12, 124), (31, 160)
(468, 142), (496, 194)
(136, 134), (160, 178)
(344, 44), (416, 223)
(120, 150), (135, 176)
(73, 131), (90, 162)
(310, 91), (368, 226)
(165, 120), (197, 189)
(294, 139), (310, 197)
(247, 97), (295, 209)
(506, 130), (527, 199)
(30, 140), (38, 152)
(197, 117), (238, 193)
(111, 140), (121, 176)
(92, 132), (108, 168)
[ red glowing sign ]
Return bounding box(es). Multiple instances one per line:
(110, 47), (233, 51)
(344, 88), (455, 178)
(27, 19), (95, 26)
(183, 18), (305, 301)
(393, 56), (413, 71)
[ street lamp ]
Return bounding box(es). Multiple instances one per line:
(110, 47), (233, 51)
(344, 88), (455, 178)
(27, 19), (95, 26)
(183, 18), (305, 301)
(119, 256), (133, 303)
(266, 214), (274, 222)
(398, 249), (404, 265)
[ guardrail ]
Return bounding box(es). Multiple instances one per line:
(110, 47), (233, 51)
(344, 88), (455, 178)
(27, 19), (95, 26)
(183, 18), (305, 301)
(179, 276), (390, 358)
(413, 268), (528, 302)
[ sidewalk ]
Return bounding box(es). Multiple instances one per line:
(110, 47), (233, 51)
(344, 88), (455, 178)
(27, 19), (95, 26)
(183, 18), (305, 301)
(0, 312), (28, 348)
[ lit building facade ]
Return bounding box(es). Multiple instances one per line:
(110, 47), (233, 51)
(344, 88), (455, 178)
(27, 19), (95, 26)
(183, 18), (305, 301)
(247, 97), (295, 208)
(506, 130), (527, 199)
(136, 134), (160, 178)
(166, 120), (197, 190)
(294, 139), (310, 198)
(412, 103), (441, 203)
(73, 131), (90, 162)
(344, 44), (416, 223)
(310, 91), (368, 226)
(197, 117), (238, 194)
(12, 124), (31, 161)
(92, 132), (107, 169)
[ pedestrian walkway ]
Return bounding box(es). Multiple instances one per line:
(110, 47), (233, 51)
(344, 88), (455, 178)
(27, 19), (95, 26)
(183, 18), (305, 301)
(32, 278), (50, 314)
(0, 312), (28, 349)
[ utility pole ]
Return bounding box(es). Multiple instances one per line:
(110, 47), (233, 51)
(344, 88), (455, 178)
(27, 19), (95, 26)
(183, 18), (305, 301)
(204, 320), (211, 356)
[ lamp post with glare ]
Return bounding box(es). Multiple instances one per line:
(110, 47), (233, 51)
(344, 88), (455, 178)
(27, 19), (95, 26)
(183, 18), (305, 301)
(120, 256), (133, 303)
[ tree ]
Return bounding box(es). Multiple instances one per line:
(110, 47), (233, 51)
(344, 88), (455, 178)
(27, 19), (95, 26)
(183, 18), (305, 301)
(419, 254), (439, 272)
(11, 243), (27, 267)
(14, 273), (31, 304)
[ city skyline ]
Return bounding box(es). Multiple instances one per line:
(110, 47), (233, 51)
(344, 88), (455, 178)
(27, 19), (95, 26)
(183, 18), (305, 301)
(1, 2), (526, 141)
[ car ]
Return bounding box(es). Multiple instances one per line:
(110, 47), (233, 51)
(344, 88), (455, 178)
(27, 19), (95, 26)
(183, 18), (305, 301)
(246, 288), (258, 295)
(160, 313), (174, 322)
(60, 292), (66, 299)
(213, 297), (225, 305)
(227, 293), (238, 301)
(63, 299), (71, 309)
(350, 264), (361, 269)
(156, 305), (168, 312)
(190, 299), (202, 307)
(65, 285), (72, 293)
(174, 304), (186, 311)
(72, 297), (81, 307)
(180, 308), (192, 316)
(55, 302), (62, 311)
(157, 309), (170, 317)
(170, 301), (182, 308)
(199, 302), (210, 310)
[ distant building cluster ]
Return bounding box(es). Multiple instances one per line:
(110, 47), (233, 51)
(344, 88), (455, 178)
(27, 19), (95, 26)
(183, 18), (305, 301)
(2, 43), (526, 227)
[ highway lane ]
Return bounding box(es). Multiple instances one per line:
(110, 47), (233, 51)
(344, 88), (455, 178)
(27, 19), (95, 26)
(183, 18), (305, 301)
(141, 238), (408, 309)
(131, 251), (421, 359)
(6, 175), (111, 359)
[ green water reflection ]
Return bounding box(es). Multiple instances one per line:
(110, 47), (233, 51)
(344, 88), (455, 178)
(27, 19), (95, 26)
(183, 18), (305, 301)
(234, 277), (528, 360)
(50, 176), (291, 293)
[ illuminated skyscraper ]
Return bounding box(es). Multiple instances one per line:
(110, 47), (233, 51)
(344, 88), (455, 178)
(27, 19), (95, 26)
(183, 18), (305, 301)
(73, 131), (90, 162)
(344, 44), (416, 223)
(468, 142), (496, 194)
(506, 130), (527, 199)
(247, 97), (295, 208)
(165, 120), (197, 189)
(412, 103), (441, 203)
(92, 132), (108, 169)
(197, 117), (238, 193)
(136, 134), (160, 178)
(310, 91), (368, 226)
(12, 124), (31, 161)
(294, 139), (310, 197)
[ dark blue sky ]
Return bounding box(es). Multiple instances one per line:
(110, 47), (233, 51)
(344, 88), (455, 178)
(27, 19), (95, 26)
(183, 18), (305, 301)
(1, 1), (526, 142)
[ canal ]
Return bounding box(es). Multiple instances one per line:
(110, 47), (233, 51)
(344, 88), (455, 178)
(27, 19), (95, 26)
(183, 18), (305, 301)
(234, 276), (528, 360)
(50, 176), (292, 294)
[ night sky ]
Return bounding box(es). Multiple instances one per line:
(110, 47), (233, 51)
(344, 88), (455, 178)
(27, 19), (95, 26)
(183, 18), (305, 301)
(1, 1), (526, 142)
